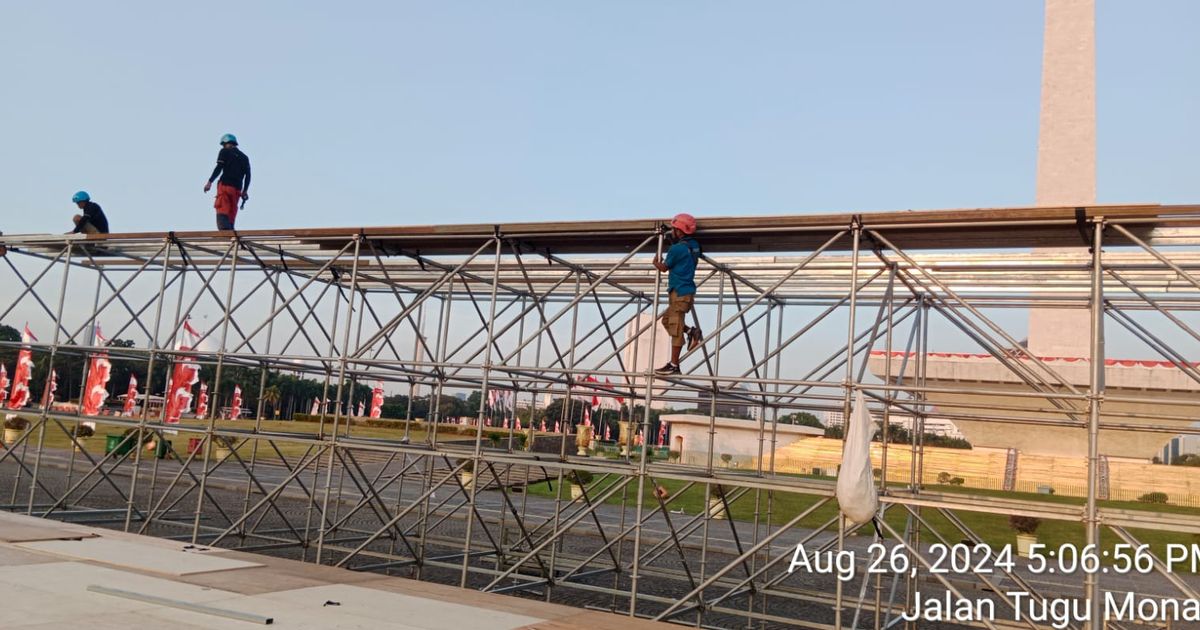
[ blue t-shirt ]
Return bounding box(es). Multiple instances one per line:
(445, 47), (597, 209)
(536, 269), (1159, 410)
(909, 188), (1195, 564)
(664, 237), (700, 296)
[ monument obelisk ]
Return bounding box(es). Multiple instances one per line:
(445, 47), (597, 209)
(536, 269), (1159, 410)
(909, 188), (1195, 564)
(1027, 0), (1095, 358)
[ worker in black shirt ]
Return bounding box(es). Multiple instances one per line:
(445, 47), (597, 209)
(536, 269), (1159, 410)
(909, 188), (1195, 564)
(202, 133), (251, 230)
(71, 191), (110, 234)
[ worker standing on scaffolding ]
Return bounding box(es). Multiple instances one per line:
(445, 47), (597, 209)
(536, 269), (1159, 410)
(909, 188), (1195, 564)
(70, 191), (109, 234)
(653, 213), (702, 375)
(203, 133), (251, 230)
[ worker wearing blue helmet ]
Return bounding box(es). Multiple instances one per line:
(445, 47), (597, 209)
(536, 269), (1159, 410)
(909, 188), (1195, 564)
(203, 133), (251, 230)
(70, 191), (110, 234)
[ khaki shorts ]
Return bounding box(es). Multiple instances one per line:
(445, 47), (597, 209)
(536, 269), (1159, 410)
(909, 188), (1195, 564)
(660, 291), (693, 348)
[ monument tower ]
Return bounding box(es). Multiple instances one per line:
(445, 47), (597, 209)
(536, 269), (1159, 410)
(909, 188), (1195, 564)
(1028, 0), (1096, 357)
(868, 0), (1200, 459)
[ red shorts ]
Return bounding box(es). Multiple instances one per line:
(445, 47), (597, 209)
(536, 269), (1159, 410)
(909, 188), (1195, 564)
(214, 183), (240, 224)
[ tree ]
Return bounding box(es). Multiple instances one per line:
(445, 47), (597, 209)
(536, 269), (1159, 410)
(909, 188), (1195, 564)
(541, 397), (587, 425)
(261, 385), (282, 418)
(779, 411), (823, 428)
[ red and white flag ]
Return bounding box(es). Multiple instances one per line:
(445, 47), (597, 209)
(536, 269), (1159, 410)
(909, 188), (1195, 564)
(182, 319), (203, 343)
(43, 369), (58, 409)
(195, 382), (209, 419)
(163, 320), (201, 424)
(369, 382), (384, 419)
(229, 385), (243, 420)
(0, 364), (8, 407)
(357, 400), (365, 417)
(554, 420), (561, 433)
(123, 374), (139, 416)
(635, 431), (644, 447)
(310, 398), (319, 415)
(657, 421), (668, 447)
(7, 325), (36, 409)
(583, 406), (592, 427)
(540, 419), (547, 432)
(605, 423), (611, 441)
(574, 375), (601, 409)
(82, 325), (112, 416)
(604, 378), (626, 410)
(515, 416), (522, 431)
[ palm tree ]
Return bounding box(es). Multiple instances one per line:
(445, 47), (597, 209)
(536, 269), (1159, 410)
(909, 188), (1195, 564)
(262, 385), (282, 419)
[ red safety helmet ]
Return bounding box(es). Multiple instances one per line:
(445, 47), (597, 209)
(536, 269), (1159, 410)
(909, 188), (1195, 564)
(670, 213), (697, 235)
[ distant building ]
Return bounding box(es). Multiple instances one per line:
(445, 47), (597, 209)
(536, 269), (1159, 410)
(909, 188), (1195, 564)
(664, 413), (823, 467)
(823, 409), (963, 439)
(694, 384), (760, 420)
(1161, 434), (1200, 464)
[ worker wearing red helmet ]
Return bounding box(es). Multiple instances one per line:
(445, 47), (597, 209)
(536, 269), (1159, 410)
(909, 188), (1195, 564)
(653, 213), (703, 375)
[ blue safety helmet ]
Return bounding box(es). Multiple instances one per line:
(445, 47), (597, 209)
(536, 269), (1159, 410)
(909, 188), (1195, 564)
(220, 133), (238, 145)
(72, 191), (90, 204)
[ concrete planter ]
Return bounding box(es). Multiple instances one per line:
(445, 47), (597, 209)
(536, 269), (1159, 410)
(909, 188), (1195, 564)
(213, 446), (232, 461)
(618, 421), (633, 455)
(1015, 533), (1038, 558)
(73, 438), (88, 453)
(575, 425), (593, 456)
(570, 484), (584, 501)
(460, 471), (475, 492)
(707, 497), (727, 520)
(4, 428), (23, 444)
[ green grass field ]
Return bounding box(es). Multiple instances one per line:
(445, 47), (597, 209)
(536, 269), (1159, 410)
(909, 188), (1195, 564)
(9, 415), (1196, 569)
(527, 473), (1200, 568)
(7, 416), (437, 461)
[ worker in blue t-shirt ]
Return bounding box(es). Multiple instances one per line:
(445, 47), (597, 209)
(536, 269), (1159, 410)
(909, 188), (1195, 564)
(652, 213), (703, 375)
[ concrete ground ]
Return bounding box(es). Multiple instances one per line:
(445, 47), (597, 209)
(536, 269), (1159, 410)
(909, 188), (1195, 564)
(0, 510), (673, 629)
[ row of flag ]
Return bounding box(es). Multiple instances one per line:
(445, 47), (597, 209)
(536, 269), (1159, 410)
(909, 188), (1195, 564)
(2, 324), (671, 446)
(306, 383), (384, 419)
(2, 325), (64, 412)
(3, 321), (240, 422)
(466, 375), (669, 446)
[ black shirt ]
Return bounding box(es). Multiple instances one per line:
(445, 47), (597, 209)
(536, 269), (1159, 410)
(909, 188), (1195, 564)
(209, 146), (251, 191)
(73, 201), (109, 234)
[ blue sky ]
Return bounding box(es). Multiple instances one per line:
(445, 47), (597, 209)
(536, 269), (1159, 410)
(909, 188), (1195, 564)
(1, 1), (1195, 234)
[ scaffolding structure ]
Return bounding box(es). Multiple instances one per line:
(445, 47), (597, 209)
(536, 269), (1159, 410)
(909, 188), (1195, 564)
(2, 203), (1200, 629)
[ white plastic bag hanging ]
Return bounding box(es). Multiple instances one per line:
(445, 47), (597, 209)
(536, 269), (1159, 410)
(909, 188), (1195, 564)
(836, 389), (879, 524)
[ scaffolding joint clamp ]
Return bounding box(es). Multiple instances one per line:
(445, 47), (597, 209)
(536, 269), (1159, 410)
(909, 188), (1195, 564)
(1075, 207), (1105, 252)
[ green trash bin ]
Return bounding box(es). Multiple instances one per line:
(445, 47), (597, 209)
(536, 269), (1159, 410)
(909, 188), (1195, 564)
(105, 434), (134, 456)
